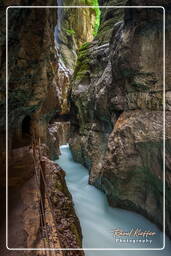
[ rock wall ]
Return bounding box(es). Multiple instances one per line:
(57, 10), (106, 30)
(70, 0), (171, 237)
(0, 0), (84, 253)
(50, 0), (101, 152)
(49, 121), (70, 148)
(55, 0), (100, 70)
(70, 0), (126, 178)
(0, 0), (62, 159)
(44, 157), (83, 250)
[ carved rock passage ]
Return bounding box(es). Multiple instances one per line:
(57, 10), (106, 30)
(70, 0), (171, 237)
(0, 0), (86, 254)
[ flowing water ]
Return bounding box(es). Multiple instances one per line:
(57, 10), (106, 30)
(56, 145), (171, 256)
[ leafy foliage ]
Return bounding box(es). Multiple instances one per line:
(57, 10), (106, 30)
(80, 0), (101, 36)
(65, 29), (76, 36)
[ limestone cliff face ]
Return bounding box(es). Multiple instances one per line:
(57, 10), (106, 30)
(55, 0), (100, 70)
(51, 0), (101, 149)
(70, 0), (171, 237)
(0, 1), (84, 253)
(49, 121), (70, 146)
(70, 0), (126, 177)
(0, 0), (61, 159)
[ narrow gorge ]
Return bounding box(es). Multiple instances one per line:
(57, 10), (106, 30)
(0, 0), (171, 256)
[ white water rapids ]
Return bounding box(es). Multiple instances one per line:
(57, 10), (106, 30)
(56, 145), (171, 256)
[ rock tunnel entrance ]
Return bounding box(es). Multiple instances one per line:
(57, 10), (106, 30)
(22, 116), (31, 137)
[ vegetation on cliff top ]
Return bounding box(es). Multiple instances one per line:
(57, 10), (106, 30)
(80, 0), (101, 36)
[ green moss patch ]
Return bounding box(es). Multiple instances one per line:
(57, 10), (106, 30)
(80, 0), (101, 36)
(73, 44), (91, 82)
(65, 28), (76, 36)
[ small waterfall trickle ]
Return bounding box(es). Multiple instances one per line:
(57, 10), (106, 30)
(54, 0), (63, 47)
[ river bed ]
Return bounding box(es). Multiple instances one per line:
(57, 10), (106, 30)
(56, 145), (171, 256)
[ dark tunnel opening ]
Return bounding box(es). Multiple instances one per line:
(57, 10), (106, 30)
(22, 116), (31, 136)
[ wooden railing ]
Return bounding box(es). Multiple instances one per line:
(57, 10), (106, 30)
(31, 134), (62, 256)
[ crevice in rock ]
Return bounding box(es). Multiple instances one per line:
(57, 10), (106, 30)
(115, 110), (124, 120)
(0, 1), (102, 252)
(22, 115), (31, 137)
(51, 113), (71, 123)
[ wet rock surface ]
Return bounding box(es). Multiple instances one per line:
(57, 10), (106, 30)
(0, 0), (85, 253)
(43, 157), (84, 253)
(70, 0), (171, 237)
(49, 121), (70, 148)
(55, 0), (99, 70)
(95, 111), (171, 235)
(1, 0), (171, 254)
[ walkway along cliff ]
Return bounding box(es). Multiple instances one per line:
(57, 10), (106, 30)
(0, 0), (98, 254)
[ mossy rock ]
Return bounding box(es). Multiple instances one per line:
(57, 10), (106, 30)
(73, 43), (91, 82)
